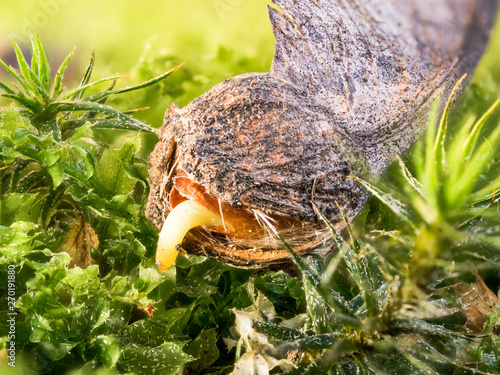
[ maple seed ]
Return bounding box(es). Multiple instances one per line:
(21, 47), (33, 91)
(156, 199), (224, 271)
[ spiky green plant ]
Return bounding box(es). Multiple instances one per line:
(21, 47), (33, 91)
(357, 76), (500, 269)
(0, 33), (180, 140)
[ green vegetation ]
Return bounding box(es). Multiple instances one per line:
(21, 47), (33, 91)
(1, 4), (500, 374)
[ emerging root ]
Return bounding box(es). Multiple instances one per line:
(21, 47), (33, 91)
(156, 199), (224, 271)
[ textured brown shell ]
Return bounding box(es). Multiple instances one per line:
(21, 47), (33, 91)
(146, 0), (496, 268)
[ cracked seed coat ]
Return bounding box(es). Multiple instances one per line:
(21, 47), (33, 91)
(146, 0), (497, 267)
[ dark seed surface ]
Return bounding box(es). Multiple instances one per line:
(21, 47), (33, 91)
(147, 0), (496, 267)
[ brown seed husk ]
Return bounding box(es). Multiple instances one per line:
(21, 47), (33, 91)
(146, 0), (497, 268)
